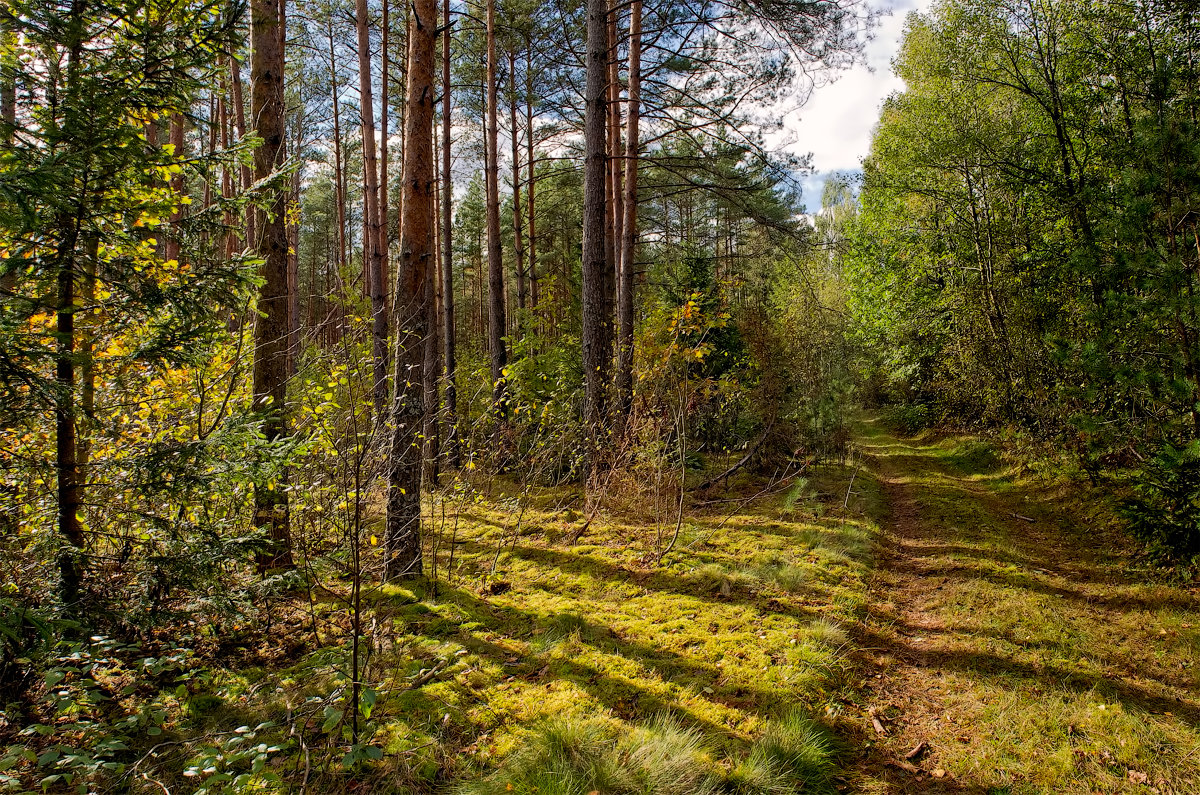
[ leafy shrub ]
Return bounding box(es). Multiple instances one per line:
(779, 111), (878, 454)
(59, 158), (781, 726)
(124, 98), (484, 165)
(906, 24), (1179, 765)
(945, 440), (1002, 475)
(1120, 442), (1200, 563)
(881, 403), (930, 434)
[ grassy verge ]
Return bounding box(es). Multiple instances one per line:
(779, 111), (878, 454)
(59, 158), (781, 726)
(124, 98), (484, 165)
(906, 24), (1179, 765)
(851, 416), (1200, 794)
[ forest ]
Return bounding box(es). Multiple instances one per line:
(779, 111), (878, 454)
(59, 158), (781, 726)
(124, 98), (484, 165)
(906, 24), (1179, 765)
(2, 0), (1200, 791)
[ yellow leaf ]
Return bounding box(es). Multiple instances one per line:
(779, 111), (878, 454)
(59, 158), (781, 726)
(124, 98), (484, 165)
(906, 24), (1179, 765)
(370, 534), (378, 546)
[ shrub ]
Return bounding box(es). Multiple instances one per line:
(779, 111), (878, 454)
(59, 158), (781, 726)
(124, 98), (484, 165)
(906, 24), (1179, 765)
(1120, 442), (1200, 563)
(881, 403), (930, 434)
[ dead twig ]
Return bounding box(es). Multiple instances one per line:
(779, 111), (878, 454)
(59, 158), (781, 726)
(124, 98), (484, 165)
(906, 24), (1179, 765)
(405, 659), (450, 690)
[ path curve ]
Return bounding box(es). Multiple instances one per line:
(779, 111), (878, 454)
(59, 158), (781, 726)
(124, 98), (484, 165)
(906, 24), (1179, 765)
(843, 419), (1200, 795)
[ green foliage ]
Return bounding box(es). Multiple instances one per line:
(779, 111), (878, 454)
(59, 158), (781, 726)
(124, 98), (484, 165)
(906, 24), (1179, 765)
(1120, 443), (1200, 564)
(847, 0), (1200, 473)
(880, 403), (931, 435)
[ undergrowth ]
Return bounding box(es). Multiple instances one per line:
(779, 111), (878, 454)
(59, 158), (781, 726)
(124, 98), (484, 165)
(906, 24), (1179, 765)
(0, 460), (877, 792)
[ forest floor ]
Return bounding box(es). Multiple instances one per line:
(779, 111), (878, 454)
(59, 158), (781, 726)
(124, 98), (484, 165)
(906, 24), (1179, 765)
(843, 417), (1200, 794)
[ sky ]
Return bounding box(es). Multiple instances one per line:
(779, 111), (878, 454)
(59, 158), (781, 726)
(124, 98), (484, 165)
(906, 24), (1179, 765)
(779, 0), (935, 211)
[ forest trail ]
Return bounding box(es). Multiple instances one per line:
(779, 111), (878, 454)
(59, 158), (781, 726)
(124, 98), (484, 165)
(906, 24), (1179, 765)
(844, 419), (1200, 795)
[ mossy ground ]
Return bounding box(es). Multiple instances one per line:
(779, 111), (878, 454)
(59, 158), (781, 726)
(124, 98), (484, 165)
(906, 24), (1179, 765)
(847, 416), (1200, 794)
(366, 460), (878, 790)
(160, 456), (880, 792)
(89, 416), (1200, 794)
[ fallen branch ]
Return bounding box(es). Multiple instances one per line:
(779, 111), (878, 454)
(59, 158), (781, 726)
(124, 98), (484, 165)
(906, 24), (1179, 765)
(1010, 512), (1035, 523)
(405, 659), (450, 691)
(905, 741), (928, 760)
(697, 419), (775, 491)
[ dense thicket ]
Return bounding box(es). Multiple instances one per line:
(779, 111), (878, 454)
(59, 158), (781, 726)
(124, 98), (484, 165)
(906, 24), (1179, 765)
(848, 0), (1200, 558)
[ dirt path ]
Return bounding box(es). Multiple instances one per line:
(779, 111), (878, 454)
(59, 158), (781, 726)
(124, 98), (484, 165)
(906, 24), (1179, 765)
(843, 419), (1200, 795)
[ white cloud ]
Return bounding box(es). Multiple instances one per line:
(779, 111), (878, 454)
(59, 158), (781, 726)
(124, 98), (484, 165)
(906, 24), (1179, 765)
(775, 0), (935, 208)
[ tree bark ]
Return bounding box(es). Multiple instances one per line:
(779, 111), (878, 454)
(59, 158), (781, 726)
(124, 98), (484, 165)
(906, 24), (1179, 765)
(607, 2), (623, 290)
(509, 52), (527, 317)
(380, 0), (391, 286)
(387, 0), (436, 580)
(0, 16), (15, 296)
(328, 21), (348, 324)
(423, 163), (441, 487)
(357, 0), (389, 417)
(582, 0), (612, 429)
(230, 52), (255, 248)
(616, 0), (641, 420)
(441, 0), (459, 467)
(525, 47), (538, 323)
(251, 0), (293, 571)
(485, 0), (508, 408)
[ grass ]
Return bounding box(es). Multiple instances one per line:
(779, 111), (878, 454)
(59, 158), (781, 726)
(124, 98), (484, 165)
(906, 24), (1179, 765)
(851, 416), (1200, 794)
(124, 456), (879, 793)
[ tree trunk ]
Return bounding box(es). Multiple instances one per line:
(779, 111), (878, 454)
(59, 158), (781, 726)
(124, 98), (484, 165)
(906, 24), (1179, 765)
(50, 2), (88, 600)
(509, 53), (527, 318)
(423, 165), (441, 486)
(607, 2), (623, 289)
(0, 16), (15, 296)
(380, 0), (391, 285)
(230, 52), (255, 248)
(329, 22), (348, 309)
(441, 0), (459, 467)
(251, 0), (293, 571)
(582, 0), (611, 429)
(387, 0), (436, 580)
(616, 0), (641, 421)
(357, 0), (389, 417)
(525, 46), (538, 324)
(485, 0), (508, 408)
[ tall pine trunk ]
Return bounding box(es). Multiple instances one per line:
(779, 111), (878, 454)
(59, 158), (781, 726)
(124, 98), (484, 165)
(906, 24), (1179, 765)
(441, 1), (459, 467)
(380, 0), (390, 284)
(582, 0), (611, 429)
(328, 21), (348, 344)
(423, 164), (441, 486)
(616, 0), (641, 420)
(356, 0), (389, 417)
(525, 48), (538, 324)
(230, 52), (255, 248)
(509, 52), (527, 316)
(485, 0), (508, 409)
(387, 0), (436, 580)
(251, 0), (293, 571)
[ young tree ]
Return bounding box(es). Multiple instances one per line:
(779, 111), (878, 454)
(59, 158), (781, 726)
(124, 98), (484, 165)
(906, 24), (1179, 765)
(0, 0), (246, 603)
